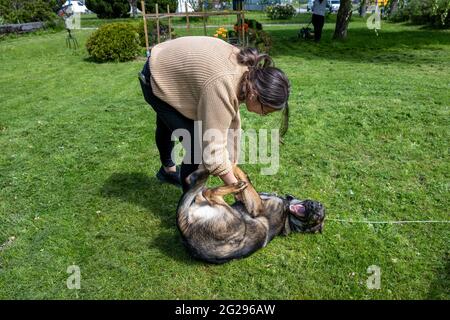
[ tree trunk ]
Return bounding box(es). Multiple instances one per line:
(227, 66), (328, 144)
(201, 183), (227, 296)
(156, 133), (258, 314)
(359, 0), (367, 17)
(389, 0), (399, 14)
(333, 0), (353, 40)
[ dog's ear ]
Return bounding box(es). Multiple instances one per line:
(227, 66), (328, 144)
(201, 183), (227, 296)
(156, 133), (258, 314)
(285, 194), (295, 202)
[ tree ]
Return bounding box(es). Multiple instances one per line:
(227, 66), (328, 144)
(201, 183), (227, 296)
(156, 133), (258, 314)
(138, 0), (178, 13)
(333, 0), (352, 40)
(85, 0), (130, 19)
(389, 0), (400, 14)
(0, 0), (57, 23)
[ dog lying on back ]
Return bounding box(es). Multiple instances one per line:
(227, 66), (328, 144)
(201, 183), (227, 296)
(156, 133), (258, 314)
(176, 166), (326, 264)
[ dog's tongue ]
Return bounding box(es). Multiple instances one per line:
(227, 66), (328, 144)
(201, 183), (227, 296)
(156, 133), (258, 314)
(290, 204), (305, 217)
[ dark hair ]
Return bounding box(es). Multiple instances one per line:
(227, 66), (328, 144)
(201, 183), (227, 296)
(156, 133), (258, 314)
(237, 47), (290, 140)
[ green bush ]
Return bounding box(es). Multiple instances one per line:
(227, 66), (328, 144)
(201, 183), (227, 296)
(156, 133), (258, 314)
(249, 29), (273, 54)
(230, 19), (272, 53)
(409, 0), (449, 27)
(387, 0), (450, 28)
(86, 22), (141, 62)
(265, 3), (296, 20)
(0, 0), (57, 24)
(139, 0), (178, 13)
(85, 0), (130, 19)
(243, 18), (263, 31)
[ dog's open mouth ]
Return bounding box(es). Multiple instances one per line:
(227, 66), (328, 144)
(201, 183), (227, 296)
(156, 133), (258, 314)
(289, 203), (306, 218)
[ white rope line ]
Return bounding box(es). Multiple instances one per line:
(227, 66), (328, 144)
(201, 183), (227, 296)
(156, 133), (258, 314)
(326, 218), (450, 224)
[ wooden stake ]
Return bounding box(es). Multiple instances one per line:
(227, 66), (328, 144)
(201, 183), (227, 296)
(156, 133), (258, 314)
(141, 0), (150, 56)
(156, 3), (160, 44)
(202, 1), (207, 36)
(240, 11), (244, 47)
(185, 2), (190, 35)
(242, 11), (246, 47)
(167, 4), (172, 40)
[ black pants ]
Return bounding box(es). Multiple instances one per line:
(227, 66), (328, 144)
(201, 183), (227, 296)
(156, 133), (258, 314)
(139, 57), (199, 192)
(312, 14), (325, 42)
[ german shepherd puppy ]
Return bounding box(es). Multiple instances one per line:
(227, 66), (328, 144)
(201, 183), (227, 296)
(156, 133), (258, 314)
(176, 166), (326, 264)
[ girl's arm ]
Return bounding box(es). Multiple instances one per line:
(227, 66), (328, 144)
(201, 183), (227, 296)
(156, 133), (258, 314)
(220, 171), (238, 185)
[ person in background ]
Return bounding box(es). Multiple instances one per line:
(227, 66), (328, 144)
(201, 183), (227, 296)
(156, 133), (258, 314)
(312, 0), (327, 42)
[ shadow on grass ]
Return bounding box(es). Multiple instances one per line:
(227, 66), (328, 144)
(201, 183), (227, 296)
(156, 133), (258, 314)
(427, 255), (450, 299)
(269, 27), (450, 65)
(100, 172), (201, 265)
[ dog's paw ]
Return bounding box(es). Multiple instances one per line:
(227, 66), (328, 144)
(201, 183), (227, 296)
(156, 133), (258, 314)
(235, 181), (248, 192)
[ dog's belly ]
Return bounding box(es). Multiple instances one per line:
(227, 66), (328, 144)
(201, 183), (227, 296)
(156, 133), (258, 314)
(188, 204), (224, 223)
(181, 203), (268, 263)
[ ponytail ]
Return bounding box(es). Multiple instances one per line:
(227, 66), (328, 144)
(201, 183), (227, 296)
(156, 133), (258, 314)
(237, 47), (274, 69)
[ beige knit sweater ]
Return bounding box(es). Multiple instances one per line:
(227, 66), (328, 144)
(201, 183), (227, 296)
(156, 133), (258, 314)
(150, 36), (249, 176)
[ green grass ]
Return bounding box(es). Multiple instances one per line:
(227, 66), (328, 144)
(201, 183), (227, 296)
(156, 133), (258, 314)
(0, 16), (449, 299)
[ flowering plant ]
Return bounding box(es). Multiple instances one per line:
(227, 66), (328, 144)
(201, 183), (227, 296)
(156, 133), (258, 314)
(213, 26), (228, 39)
(266, 4), (296, 20)
(233, 22), (249, 32)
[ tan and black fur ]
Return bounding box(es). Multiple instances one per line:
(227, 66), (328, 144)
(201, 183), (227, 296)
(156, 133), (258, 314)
(176, 166), (326, 264)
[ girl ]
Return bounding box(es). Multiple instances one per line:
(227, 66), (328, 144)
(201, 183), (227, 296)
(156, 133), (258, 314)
(139, 36), (290, 192)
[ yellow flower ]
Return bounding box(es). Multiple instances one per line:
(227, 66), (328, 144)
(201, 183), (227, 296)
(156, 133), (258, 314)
(214, 34), (218, 37)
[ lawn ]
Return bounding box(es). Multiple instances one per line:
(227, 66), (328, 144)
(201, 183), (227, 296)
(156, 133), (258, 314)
(0, 15), (449, 299)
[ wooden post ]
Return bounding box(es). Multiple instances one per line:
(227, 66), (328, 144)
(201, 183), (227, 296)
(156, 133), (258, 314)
(167, 4), (172, 40)
(141, 0), (150, 56)
(240, 11), (244, 47)
(242, 11), (246, 47)
(202, 1), (207, 36)
(185, 2), (190, 35)
(156, 3), (160, 44)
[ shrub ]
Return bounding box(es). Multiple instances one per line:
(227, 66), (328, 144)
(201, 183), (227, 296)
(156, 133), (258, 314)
(248, 30), (273, 53)
(85, 0), (130, 19)
(265, 4), (296, 20)
(242, 18), (263, 31)
(231, 19), (272, 53)
(86, 22), (141, 62)
(409, 0), (449, 27)
(387, 0), (450, 28)
(139, 0), (178, 13)
(0, 0), (57, 24)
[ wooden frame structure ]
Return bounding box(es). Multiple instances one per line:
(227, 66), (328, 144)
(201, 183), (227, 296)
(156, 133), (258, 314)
(140, 0), (247, 56)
